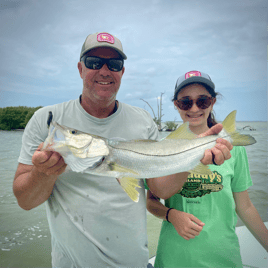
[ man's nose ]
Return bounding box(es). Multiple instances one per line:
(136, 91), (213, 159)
(99, 63), (111, 75)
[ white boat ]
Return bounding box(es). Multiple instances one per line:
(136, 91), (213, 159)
(149, 222), (268, 267)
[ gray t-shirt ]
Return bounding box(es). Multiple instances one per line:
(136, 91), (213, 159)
(18, 98), (159, 267)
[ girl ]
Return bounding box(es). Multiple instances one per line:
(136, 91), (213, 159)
(146, 70), (268, 267)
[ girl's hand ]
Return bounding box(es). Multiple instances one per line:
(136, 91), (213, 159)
(168, 209), (205, 240)
(199, 124), (233, 165)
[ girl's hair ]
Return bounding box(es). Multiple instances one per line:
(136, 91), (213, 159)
(173, 83), (221, 128)
(207, 111), (218, 128)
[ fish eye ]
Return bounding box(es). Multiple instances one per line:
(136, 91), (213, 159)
(70, 130), (77, 134)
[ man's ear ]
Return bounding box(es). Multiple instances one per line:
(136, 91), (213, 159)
(121, 66), (125, 76)
(78, 62), (83, 78)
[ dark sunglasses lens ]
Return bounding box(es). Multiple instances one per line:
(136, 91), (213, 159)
(83, 57), (123, 72)
(107, 59), (123, 72)
(84, 57), (104, 70)
(196, 96), (212, 109)
(177, 99), (193, 110)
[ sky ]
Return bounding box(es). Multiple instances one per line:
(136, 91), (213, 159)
(0, 0), (267, 122)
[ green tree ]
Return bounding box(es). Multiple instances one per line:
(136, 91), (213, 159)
(0, 106), (42, 130)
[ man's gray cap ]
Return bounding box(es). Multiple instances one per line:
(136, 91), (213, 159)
(80, 32), (127, 60)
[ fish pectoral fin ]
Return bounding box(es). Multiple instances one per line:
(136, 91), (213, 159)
(117, 177), (141, 202)
(108, 162), (139, 175)
(189, 163), (212, 175)
(222, 110), (256, 146)
(165, 122), (197, 140)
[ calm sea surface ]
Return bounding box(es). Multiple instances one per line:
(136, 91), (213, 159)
(0, 122), (267, 267)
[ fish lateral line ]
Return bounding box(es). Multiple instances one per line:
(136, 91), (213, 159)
(109, 135), (230, 157)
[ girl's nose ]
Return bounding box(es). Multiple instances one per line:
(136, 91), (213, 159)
(189, 101), (199, 112)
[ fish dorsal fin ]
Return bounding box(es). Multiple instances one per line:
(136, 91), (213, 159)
(165, 122), (197, 140)
(189, 163), (212, 175)
(222, 110), (237, 133)
(117, 177), (141, 202)
(108, 162), (139, 175)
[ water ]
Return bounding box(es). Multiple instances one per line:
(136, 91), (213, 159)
(0, 122), (267, 267)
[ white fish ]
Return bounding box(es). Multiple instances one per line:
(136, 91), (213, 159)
(43, 111), (256, 202)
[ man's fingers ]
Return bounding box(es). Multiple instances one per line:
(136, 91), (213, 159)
(32, 147), (66, 176)
(32, 150), (53, 165)
(37, 142), (44, 151)
(46, 157), (67, 176)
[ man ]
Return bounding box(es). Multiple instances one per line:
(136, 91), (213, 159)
(13, 32), (232, 267)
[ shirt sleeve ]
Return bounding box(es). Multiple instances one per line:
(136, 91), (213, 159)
(148, 116), (160, 141)
(231, 146), (253, 192)
(18, 109), (48, 165)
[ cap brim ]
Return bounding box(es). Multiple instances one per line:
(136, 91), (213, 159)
(80, 44), (127, 60)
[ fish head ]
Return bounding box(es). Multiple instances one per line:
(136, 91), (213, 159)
(43, 122), (109, 159)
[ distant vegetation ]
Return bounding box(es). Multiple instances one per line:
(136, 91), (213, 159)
(0, 106), (42, 130)
(164, 121), (178, 131)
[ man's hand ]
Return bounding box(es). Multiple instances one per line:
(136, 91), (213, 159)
(32, 143), (67, 176)
(13, 143), (67, 210)
(199, 124), (233, 165)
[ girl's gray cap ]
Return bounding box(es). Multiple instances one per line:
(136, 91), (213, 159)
(174, 71), (215, 99)
(80, 32), (127, 60)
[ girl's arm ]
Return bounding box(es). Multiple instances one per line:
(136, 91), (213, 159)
(233, 190), (268, 252)
(146, 190), (205, 240)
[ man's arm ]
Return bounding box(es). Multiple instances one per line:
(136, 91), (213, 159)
(13, 143), (67, 210)
(147, 124), (233, 199)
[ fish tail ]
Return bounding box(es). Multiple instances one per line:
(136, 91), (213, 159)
(222, 111), (256, 146)
(117, 177), (141, 202)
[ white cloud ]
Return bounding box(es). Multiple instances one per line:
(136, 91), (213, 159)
(0, 0), (266, 120)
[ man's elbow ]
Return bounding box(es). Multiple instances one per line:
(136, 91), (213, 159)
(13, 187), (35, 211)
(157, 192), (173, 200)
(14, 192), (35, 211)
(146, 181), (176, 200)
(147, 188), (172, 200)
(17, 201), (34, 211)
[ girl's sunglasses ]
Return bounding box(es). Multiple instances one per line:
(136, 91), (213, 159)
(175, 95), (214, 110)
(81, 56), (124, 72)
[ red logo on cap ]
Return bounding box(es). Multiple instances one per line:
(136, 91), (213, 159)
(97, 33), (115, 44)
(185, 71), (201, 79)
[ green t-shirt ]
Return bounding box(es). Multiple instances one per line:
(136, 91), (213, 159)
(146, 146), (252, 267)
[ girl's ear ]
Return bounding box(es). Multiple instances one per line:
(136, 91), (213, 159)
(210, 98), (216, 110)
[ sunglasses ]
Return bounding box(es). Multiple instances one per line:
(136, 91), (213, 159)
(81, 56), (124, 72)
(175, 95), (214, 110)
